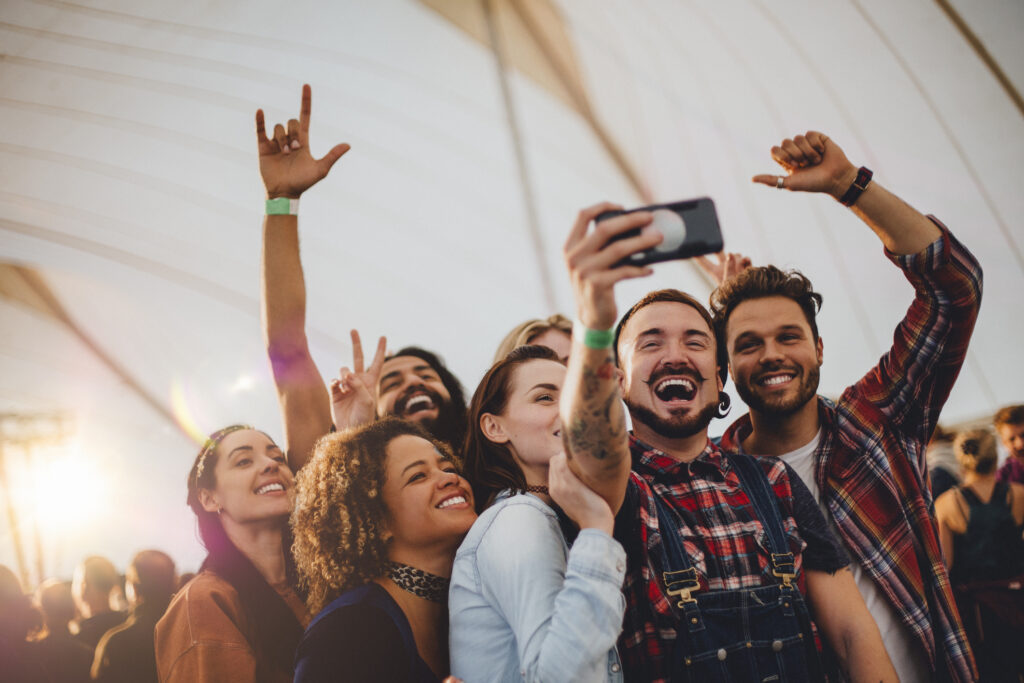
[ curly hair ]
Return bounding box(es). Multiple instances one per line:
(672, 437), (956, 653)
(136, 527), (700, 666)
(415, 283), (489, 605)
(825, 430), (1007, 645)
(709, 266), (823, 348)
(291, 417), (453, 614)
(493, 314), (572, 363)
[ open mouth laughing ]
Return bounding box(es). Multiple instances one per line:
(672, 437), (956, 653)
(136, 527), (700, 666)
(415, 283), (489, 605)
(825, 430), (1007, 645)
(395, 388), (443, 417)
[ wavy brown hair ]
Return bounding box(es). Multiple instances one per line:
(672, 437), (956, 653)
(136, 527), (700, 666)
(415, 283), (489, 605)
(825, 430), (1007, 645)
(291, 417), (454, 614)
(463, 345), (564, 513)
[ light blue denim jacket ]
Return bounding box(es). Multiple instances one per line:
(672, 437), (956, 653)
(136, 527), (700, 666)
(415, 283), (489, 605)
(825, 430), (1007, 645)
(449, 491), (626, 682)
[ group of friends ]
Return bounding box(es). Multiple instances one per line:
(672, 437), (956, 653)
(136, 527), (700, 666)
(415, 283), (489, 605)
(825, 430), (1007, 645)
(147, 84), (1024, 683)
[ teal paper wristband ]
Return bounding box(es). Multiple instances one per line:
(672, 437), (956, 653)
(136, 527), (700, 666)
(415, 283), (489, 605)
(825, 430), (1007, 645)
(266, 197), (299, 215)
(573, 319), (615, 349)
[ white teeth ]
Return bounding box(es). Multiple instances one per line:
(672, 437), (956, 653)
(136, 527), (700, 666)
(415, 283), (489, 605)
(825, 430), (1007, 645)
(656, 377), (695, 392)
(760, 374), (793, 386)
(406, 395), (434, 411)
(256, 483), (284, 495)
(436, 496), (466, 509)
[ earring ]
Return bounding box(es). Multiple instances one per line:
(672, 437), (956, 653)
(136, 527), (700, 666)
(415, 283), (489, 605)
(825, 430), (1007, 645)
(715, 391), (732, 419)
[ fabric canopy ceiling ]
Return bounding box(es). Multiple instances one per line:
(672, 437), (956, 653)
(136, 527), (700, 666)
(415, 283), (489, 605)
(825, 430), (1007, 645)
(1, 0), (1021, 578)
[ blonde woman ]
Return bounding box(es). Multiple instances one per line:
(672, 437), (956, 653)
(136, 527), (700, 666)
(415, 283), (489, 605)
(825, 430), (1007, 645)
(493, 314), (572, 363)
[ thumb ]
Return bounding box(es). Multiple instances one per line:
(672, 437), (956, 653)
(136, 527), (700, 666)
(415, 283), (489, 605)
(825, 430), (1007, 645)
(752, 174), (784, 187)
(318, 143), (351, 175)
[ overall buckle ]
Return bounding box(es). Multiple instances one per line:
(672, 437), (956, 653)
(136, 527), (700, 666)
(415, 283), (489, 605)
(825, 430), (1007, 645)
(663, 567), (700, 608)
(771, 552), (796, 589)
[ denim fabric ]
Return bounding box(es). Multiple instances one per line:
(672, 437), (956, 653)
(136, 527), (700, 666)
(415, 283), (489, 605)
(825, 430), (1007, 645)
(656, 453), (823, 682)
(449, 491), (626, 682)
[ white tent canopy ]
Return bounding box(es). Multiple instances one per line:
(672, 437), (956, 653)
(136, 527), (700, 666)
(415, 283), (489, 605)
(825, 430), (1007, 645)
(1, 0), (1022, 579)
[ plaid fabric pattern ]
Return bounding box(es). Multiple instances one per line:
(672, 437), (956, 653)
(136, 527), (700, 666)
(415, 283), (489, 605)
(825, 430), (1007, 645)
(615, 436), (807, 683)
(721, 220), (981, 682)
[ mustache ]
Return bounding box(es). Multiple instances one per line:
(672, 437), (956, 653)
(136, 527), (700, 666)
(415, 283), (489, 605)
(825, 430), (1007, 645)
(642, 365), (708, 387)
(394, 385), (446, 414)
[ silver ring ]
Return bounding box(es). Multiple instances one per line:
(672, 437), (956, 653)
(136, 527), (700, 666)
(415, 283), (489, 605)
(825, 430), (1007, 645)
(776, 176), (785, 189)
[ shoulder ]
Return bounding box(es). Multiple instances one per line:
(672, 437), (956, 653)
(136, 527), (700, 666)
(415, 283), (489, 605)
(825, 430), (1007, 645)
(467, 494), (559, 547)
(156, 571), (246, 642)
(297, 587), (411, 678)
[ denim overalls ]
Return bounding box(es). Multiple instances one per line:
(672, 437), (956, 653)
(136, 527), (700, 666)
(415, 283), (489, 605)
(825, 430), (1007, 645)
(655, 453), (824, 682)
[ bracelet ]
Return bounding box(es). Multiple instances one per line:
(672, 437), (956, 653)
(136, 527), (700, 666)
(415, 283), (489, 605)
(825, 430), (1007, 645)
(266, 197), (299, 215)
(839, 167), (873, 207)
(573, 319), (615, 349)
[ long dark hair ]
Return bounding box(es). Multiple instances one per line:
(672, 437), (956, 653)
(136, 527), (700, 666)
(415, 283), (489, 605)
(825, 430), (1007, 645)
(463, 345), (563, 512)
(186, 425), (303, 677)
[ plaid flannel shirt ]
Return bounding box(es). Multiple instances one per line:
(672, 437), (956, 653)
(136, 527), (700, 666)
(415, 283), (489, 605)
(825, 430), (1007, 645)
(721, 219), (981, 682)
(614, 436), (808, 683)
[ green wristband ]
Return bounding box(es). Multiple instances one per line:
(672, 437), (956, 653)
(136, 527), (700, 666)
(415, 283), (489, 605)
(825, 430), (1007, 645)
(573, 319), (615, 349)
(266, 197), (299, 215)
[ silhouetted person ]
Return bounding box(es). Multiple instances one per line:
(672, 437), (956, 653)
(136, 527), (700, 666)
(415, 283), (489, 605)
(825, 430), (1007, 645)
(0, 564), (48, 683)
(72, 556), (125, 649)
(91, 550), (176, 683)
(33, 579), (94, 682)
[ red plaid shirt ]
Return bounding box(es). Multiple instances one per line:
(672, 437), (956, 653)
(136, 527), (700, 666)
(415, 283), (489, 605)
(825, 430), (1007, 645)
(614, 436), (808, 683)
(721, 220), (980, 682)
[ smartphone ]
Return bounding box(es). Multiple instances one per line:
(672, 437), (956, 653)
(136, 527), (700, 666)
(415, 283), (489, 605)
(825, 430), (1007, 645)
(597, 197), (723, 267)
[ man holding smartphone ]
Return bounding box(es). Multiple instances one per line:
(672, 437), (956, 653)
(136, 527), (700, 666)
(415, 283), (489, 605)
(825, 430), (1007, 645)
(712, 131), (981, 683)
(559, 204), (897, 682)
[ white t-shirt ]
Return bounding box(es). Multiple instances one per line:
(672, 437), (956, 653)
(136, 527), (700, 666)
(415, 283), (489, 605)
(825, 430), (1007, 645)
(779, 431), (930, 683)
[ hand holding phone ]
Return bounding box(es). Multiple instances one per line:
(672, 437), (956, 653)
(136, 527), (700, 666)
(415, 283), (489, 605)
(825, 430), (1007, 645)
(597, 197), (723, 267)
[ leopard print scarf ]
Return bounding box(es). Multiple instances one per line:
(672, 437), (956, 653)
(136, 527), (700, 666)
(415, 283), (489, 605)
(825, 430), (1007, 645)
(386, 562), (450, 603)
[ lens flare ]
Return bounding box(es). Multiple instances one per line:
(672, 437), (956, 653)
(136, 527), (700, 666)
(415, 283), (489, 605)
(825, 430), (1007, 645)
(170, 378), (208, 445)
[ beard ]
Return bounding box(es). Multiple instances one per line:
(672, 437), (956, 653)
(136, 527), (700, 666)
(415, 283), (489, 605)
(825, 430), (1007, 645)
(735, 363), (820, 418)
(624, 395), (719, 439)
(390, 386), (468, 451)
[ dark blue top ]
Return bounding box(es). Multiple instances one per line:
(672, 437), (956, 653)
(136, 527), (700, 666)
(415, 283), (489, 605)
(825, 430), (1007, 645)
(293, 583), (439, 683)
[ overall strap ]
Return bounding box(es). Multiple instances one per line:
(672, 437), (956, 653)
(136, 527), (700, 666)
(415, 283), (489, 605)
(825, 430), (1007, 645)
(727, 453), (796, 589)
(958, 484), (982, 507)
(653, 491), (701, 610)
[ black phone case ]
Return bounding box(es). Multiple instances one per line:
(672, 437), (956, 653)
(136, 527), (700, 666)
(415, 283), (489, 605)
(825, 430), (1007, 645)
(597, 197), (723, 267)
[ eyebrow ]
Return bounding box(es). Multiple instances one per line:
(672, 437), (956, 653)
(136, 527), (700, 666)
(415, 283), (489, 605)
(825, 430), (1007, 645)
(401, 459), (428, 475)
(529, 383), (560, 392)
(380, 364), (437, 386)
(226, 445), (254, 459)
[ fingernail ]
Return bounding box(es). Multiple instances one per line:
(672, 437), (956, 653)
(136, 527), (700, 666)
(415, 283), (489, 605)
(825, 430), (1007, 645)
(291, 140), (300, 149)
(282, 146), (290, 154)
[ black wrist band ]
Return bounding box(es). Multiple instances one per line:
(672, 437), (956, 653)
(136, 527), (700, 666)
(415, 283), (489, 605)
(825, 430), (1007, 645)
(839, 166), (873, 207)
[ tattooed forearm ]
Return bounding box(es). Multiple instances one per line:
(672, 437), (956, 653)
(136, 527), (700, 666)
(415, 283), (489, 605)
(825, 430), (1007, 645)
(564, 353), (626, 463)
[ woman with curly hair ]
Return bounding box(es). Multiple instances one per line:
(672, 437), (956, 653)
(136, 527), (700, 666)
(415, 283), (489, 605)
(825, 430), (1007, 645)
(449, 345), (627, 681)
(155, 426), (308, 683)
(291, 417), (477, 682)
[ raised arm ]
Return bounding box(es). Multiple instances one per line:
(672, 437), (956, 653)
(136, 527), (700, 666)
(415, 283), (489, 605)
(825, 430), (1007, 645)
(560, 203), (659, 513)
(755, 131), (982, 447)
(753, 130), (939, 254)
(258, 84), (350, 470)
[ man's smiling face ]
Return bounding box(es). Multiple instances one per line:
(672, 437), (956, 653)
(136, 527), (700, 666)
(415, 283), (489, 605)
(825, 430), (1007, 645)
(377, 355), (452, 427)
(618, 301), (723, 439)
(725, 295), (823, 418)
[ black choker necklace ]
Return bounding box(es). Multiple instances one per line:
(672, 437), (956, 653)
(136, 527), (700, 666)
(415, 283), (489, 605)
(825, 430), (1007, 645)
(386, 562), (449, 603)
(524, 485), (549, 495)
